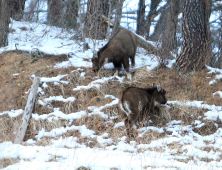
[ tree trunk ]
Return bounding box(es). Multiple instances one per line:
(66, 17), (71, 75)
(111, 0), (124, 37)
(64, 0), (78, 29)
(77, 0), (87, 51)
(176, 0), (209, 72)
(205, 0), (213, 65)
(219, 53), (222, 69)
(145, 0), (162, 39)
(106, 0), (112, 39)
(136, 0), (145, 35)
(161, 0), (180, 60)
(47, 0), (64, 27)
(0, 0), (10, 47)
(148, 3), (169, 41)
(85, 0), (110, 40)
(9, 0), (26, 21)
(218, 11), (222, 69)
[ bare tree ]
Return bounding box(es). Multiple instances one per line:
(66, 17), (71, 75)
(205, 0), (213, 66)
(64, 0), (79, 29)
(136, 0), (145, 35)
(0, 0), (10, 47)
(145, 0), (162, 39)
(77, 0), (87, 51)
(9, 0), (26, 21)
(111, 0), (125, 37)
(208, 0), (222, 68)
(217, 12), (222, 68)
(23, 0), (39, 22)
(106, 0), (112, 39)
(85, 0), (110, 39)
(148, 3), (169, 41)
(161, 0), (180, 60)
(47, 0), (64, 27)
(176, 0), (210, 72)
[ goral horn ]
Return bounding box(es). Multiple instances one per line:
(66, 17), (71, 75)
(157, 83), (162, 92)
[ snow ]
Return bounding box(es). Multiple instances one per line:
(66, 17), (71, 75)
(204, 111), (222, 121)
(32, 109), (87, 122)
(73, 76), (123, 91)
(213, 91), (222, 98)
(206, 65), (222, 85)
(1, 11), (222, 170)
(36, 125), (95, 140)
(43, 96), (76, 102)
(38, 74), (68, 83)
(0, 109), (23, 118)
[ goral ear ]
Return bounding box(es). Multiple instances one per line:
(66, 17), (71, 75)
(93, 50), (98, 58)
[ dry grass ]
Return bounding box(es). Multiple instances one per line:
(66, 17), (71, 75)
(0, 158), (21, 169)
(149, 106), (172, 126)
(0, 114), (22, 142)
(168, 104), (207, 125)
(1, 51), (222, 167)
(193, 119), (217, 136)
(140, 130), (164, 145)
(132, 66), (155, 86)
(76, 166), (91, 170)
(0, 51), (71, 112)
(24, 118), (70, 141)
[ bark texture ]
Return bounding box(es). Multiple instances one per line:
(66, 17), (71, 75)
(85, 0), (110, 39)
(65, 0), (79, 29)
(148, 3), (169, 41)
(145, 0), (162, 39)
(0, 0), (10, 47)
(9, 0), (26, 21)
(14, 77), (40, 144)
(111, 0), (125, 37)
(161, 0), (180, 59)
(176, 0), (209, 72)
(136, 0), (145, 35)
(47, 0), (64, 27)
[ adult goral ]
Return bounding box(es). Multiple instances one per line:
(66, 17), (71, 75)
(92, 28), (138, 80)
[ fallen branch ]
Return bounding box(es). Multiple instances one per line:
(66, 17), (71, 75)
(14, 77), (40, 144)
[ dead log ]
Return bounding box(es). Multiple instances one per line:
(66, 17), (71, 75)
(14, 77), (40, 144)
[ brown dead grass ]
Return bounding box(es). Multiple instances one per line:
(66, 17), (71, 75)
(132, 66), (154, 85)
(1, 51), (222, 145)
(168, 104), (207, 125)
(0, 51), (71, 112)
(0, 158), (21, 169)
(0, 114), (22, 142)
(76, 166), (91, 170)
(193, 119), (217, 136)
(139, 130), (165, 145)
(24, 118), (70, 141)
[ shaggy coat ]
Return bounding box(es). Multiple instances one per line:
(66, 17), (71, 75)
(118, 84), (167, 128)
(92, 28), (138, 80)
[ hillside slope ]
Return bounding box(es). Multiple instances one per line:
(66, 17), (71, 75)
(1, 50), (222, 169)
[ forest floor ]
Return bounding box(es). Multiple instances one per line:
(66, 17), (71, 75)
(1, 51), (222, 169)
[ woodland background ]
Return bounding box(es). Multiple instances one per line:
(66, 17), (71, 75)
(1, 1), (222, 169)
(0, 0), (222, 70)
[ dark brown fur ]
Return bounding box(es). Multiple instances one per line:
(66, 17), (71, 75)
(92, 28), (138, 80)
(118, 84), (167, 129)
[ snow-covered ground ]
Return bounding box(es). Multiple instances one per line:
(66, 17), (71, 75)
(1, 19), (222, 170)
